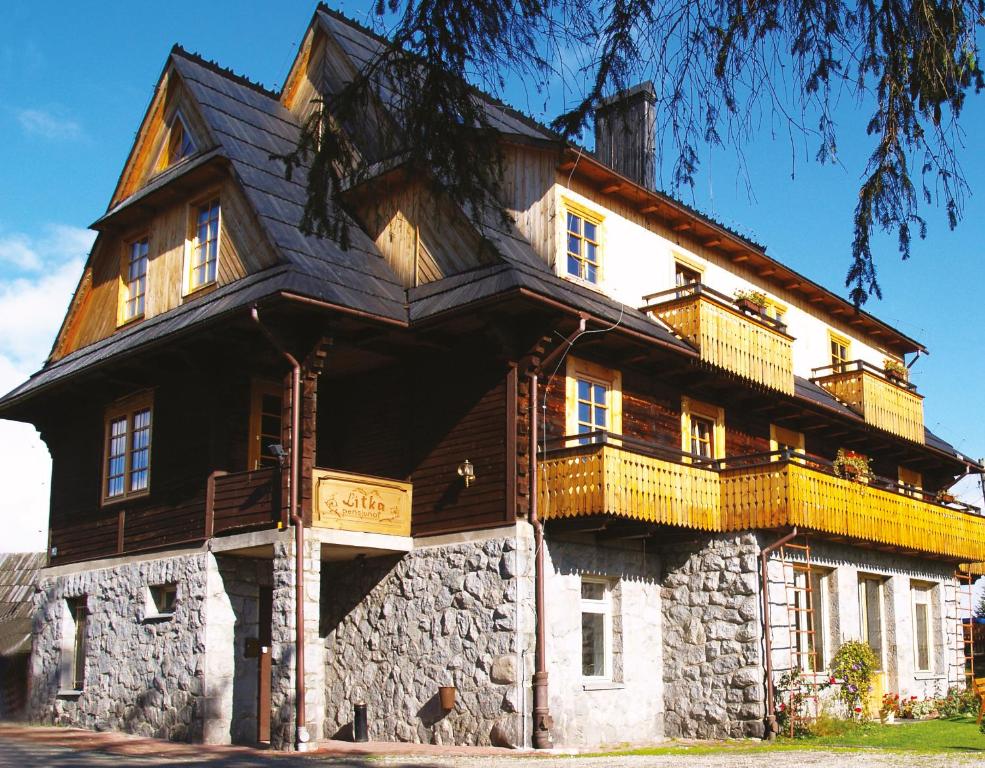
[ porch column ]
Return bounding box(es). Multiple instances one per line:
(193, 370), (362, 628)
(270, 537), (325, 749)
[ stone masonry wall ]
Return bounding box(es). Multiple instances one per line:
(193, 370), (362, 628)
(658, 532), (764, 739)
(320, 534), (526, 747)
(29, 553), (214, 741)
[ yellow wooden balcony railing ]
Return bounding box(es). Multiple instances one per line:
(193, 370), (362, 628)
(538, 437), (985, 562)
(812, 360), (924, 444)
(720, 460), (985, 560)
(641, 284), (794, 395)
(537, 435), (720, 530)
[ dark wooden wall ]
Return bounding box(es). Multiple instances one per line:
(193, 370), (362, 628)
(43, 360), (257, 566)
(318, 356), (513, 536)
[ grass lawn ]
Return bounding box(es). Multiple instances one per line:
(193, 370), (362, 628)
(585, 716), (984, 757)
(797, 716), (984, 752)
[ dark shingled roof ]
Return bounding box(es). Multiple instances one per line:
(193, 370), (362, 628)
(167, 49), (407, 321)
(0, 553), (44, 657)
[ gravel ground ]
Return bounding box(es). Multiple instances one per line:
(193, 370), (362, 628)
(1, 741), (983, 768)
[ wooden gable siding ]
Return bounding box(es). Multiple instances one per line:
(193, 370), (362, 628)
(354, 177), (492, 289)
(53, 178), (276, 361)
(113, 76), (213, 208)
(498, 144), (559, 264)
(318, 357), (512, 535)
(283, 28), (326, 125)
(43, 362), (257, 566)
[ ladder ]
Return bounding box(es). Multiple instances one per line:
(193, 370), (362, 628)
(777, 535), (821, 735)
(955, 566), (976, 686)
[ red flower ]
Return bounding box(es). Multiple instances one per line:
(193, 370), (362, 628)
(829, 676), (836, 684)
(854, 707), (862, 712)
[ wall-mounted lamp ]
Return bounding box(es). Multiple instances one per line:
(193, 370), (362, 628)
(267, 443), (288, 469)
(457, 459), (475, 488)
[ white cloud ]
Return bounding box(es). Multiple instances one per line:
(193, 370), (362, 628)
(16, 107), (84, 141)
(0, 224), (92, 552)
(0, 233), (40, 270)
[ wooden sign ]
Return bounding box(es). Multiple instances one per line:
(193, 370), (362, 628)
(312, 469), (412, 536)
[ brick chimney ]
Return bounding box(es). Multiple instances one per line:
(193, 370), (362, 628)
(593, 82), (656, 190)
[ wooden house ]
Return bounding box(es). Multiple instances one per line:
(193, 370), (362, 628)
(1, 3), (982, 749)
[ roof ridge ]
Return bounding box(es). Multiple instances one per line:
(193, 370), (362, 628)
(170, 44), (280, 100)
(314, 4), (561, 142)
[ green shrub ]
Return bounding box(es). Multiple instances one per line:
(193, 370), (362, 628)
(830, 640), (878, 719)
(936, 686), (979, 718)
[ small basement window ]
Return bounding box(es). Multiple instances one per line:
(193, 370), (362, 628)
(145, 583), (177, 620)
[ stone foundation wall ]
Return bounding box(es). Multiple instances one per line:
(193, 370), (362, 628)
(320, 530), (529, 747)
(29, 553), (214, 741)
(658, 532), (764, 739)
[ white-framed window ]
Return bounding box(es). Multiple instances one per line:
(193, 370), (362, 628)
(858, 575), (886, 668)
(794, 568), (829, 672)
(186, 197), (220, 292)
(122, 237), (149, 322)
(580, 578), (612, 679)
(911, 582), (934, 673)
(103, 392), (153, 503)
(565, 357), (622, 444)
(562, 199), (603, 286)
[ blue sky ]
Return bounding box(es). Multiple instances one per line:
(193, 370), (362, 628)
(2, 1), (984, 550)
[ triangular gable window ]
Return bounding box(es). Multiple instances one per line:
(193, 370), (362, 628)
(156, 111), (196, 172)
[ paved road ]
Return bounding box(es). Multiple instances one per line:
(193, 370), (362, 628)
(1, 739), (984, 768)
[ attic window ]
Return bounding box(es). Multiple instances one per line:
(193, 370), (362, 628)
(157, 112), (195, 171)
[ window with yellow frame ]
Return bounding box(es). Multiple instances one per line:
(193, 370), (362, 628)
(681, 397), (724, 461)
(562, 198), (603, 286)
(118, 234), (150, 326)
(828, 330), (851, 371)
(565, 357), (622, 445)
(770, 424), (805, 461)
(898, 466), (923, 498)
(673, 253), (704, 289)
(248, 380), (283, 470)
(184, 195), (221, 295)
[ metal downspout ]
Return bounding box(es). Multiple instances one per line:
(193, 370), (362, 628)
(250, 306), (306, 750)
(527, 316), (586, 749)
(760, 526), (799, 739)
(528, 370), (552, 749)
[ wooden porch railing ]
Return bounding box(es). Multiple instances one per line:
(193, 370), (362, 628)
(642, 284), (795, 395)
(812, 360), (925, 443)
(538, 435), (985, 561)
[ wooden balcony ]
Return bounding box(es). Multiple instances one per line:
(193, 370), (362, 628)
(642, 284), (794, 395)
(537, 434), (720, 529)
(312, 468), (412, 536)
(537, 435), (985, 562)
(720, 458), (985, 561)
(812, 360), (924, 443)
